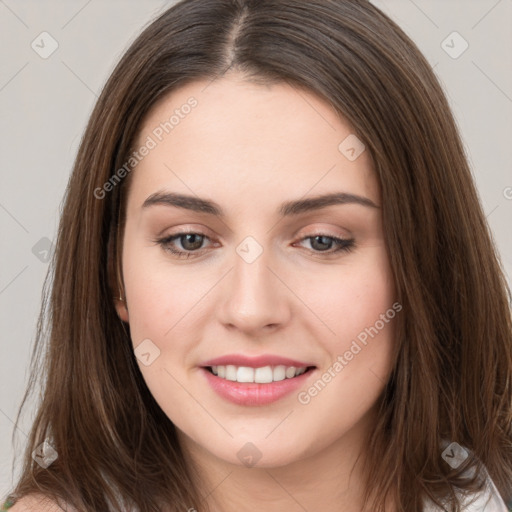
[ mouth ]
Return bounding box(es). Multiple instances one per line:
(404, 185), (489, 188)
(202, 364), (316, 383)
(199, 363), (318, 406)
(198, 354), (318, 406)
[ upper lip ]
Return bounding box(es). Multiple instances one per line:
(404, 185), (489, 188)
(200, 354), (316, 368)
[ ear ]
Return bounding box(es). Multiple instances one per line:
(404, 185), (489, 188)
(114, 297), (129, 323)
(108, 220), (129, 323)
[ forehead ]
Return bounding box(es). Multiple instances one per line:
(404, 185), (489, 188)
(127, 74), (378, 214)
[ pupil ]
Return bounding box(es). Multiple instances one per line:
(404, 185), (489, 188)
(183, 234), (203, 250)
(312, 235), (331, 251)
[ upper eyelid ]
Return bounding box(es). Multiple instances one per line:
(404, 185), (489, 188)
(159, 228), (348, 240)
(160, 221), (350, 237)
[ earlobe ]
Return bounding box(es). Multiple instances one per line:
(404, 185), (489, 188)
(114, 297), (129, 323)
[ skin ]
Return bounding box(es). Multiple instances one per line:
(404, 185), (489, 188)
(115, 72), (398, 512)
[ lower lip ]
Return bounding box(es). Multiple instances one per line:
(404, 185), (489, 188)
(200, 367), (315, 406)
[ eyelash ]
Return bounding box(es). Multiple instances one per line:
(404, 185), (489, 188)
(154, 231), (355, 259)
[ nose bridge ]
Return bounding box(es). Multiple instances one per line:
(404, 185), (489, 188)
(217, 235), (290, 333)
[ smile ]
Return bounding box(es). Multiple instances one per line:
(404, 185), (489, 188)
(201, 365), (316, 406)
(207, 364), (309, 383)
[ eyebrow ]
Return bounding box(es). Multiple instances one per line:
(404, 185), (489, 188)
(142, 190), (379, 217)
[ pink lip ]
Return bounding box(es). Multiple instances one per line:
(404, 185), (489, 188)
(200, 366), (316, 406)
(201, 354), (315, 368)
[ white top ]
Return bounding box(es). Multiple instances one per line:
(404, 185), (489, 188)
(423, 471), (508, 511)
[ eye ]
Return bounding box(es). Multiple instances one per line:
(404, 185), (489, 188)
(294, 234), (355, 255)
(154, 231), (213, 259)
(154, 231), (355, 259)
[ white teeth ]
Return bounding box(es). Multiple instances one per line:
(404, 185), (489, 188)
(225, 365), (237, 381)
(273, 365), (286, 382)
(209, 364), (309, 383)
(237, 366), (254, 382)
(254, 366), (273, 383)
(285, 366), (296, 379)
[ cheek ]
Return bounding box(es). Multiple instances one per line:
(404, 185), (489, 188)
(295, 255), (397, 439)
(301, 246), (397, 401)
(300, 246), (396, 344)
(121, 238), (200, 341)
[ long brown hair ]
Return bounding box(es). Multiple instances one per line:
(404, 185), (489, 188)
(5, 1), (512, 510)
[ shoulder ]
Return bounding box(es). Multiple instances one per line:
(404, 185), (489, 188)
(5, 494), (74, 512)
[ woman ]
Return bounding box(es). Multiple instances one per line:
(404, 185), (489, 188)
(3, 0), (512, 510)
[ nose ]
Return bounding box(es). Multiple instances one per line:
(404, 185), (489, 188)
(216, 246), (292, 336)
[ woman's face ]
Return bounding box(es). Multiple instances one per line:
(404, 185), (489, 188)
(116, 73), (398, 470)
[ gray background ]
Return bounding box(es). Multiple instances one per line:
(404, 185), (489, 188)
(1, 0), (511, 499)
